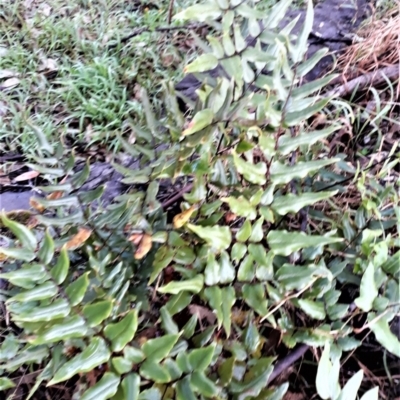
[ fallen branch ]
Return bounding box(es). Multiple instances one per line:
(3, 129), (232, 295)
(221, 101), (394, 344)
(325, 64), (399, 98)
(161, 183), (193, 209)
(267, 344), (310, 384)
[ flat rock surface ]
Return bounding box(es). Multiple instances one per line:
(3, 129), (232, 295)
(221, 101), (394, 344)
(0, 191), (33, 212)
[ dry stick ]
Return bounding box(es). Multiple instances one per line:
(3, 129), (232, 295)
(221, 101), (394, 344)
(167, 0), (175, 25)
(267, 344), (310, 384)
(324, 64), (399, 98)
(161, 183), (193, 208)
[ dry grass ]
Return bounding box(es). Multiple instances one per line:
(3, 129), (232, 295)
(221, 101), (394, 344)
(337, 4), (400, 78)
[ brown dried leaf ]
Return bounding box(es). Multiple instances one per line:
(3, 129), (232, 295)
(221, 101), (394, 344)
(0, 176), (11, 185)
(13, 170), (40, 182)
(188, 304), (216, 325)
(65, 227), (92, 250)
(225, 212), (237, 223)
(128, 233), (143, 246)
(29, 198), (45, 213)
(173, 205), (196, 229)
(47, 191), (63, 200)
(134, 234), (152, 260)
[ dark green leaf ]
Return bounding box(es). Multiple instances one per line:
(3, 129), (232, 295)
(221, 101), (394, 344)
(65, 272), (90, 306)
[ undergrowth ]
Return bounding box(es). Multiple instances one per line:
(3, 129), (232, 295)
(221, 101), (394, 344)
(0, 0), (399, 399)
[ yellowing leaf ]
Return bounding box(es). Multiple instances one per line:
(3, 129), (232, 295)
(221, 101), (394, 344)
(134, 234), (152, 260)
(13, 170), (40, 182)
(65, 228), (92, 250)
(173, 205), (197, 229)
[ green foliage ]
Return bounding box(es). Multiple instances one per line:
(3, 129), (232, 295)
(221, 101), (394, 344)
(1, 0), (399, 398)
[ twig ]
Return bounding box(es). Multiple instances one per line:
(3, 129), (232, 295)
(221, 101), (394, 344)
(167, 0), (175, 25)
(161, 183), (193, 208)
(108, 23), (206, 49)
(267, 344), (310, 384)
(324, 64), (399, 98)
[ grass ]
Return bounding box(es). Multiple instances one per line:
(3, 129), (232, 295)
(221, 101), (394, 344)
(0, 0), (199, 155)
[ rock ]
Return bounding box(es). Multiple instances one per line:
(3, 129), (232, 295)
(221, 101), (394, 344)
(0, 190), (34, 212)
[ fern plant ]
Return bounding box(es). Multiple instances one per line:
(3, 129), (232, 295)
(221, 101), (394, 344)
(0, 0), (398, 399)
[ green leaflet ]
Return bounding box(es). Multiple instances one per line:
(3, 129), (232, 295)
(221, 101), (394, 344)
(38, 229), (55, 264)
(142, 334), (180, 363)
(270, 159), (339, 185)
(80, 373), (120, 400)
(139, 361), (171, 383)
(1, 212), (37, 251)
(315, 343), (341, 400)
(183, 108), (214, 135)
(354, 263), (378, 312)
(65, 272), (90, 306)
(190, 371), (219, 397)
(83, 300), (113, 327)
(7, 281), (58, 303)
(104, 310), (138, 352)
(121, 374), (140, 400)
(271, 191), (338, 215)
(369, 314), (400, 357)
(233, 153), (267, 185)
(30, 315), (87, 345)
(187, 224), (232, 251)
(204, 285), (235, 336)
(0, 377), (15, 391)
(49, 337), (111, 384)
(267, 230), (343, 256)
(158, 275), (204, 294)
(14, 299), (70, 323)
(222, 196), (257, 219)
